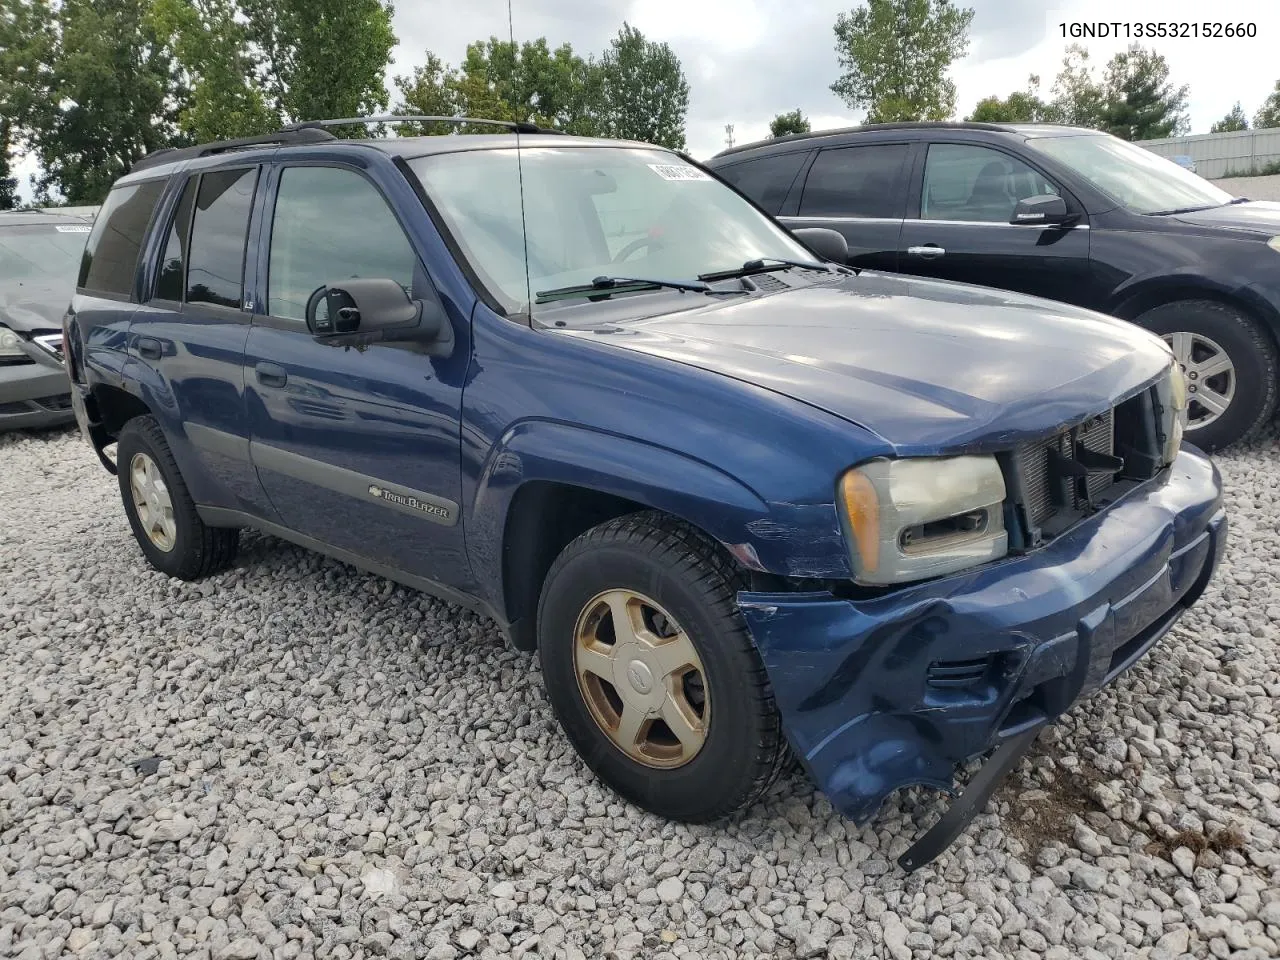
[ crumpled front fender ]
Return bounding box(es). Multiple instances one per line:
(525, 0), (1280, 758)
(738, 446), (1226, 824)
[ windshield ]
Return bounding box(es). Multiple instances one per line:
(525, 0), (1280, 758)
(408, 146), (814, 315)
(1028, 134), (1233, 215)
(0, 223), (93, 284)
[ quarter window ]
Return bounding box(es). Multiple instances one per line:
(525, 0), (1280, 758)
(717, 153), (809, 214)
(78, 179), (166, 297)
(268, 167), (418, 321)
(154, 179), (196, 302)
(798, 144), (909, 218)
(187, 168), (258, 308)
(921, 144), (1059, 223)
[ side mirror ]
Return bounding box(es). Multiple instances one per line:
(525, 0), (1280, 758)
(1010, 194), (1071, 226)
(305, 278), (444, 344)
(790, 227), (849, 264)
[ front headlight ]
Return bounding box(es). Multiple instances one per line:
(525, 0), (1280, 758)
(1267, 236), (1280, 255)
(1158, 360), (1187, 463)
(837, 455), (1008, 585)
(0, 325), (25, 357)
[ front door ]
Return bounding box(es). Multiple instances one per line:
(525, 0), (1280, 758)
(243, 162), (473, 589)
(897, 142), (1095, 307)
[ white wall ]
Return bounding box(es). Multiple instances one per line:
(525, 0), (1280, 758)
(1139, 129), (1280, 179)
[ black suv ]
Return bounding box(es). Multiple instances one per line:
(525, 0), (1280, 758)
(707, 122), (1280, 450)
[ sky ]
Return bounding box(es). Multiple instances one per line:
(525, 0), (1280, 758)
(13, 0), (1280, 197)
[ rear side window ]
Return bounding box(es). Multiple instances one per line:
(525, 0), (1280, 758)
(799, 144), (909, 218)
(716, 153), (808, 213)
(154, 179), (196, 302)
(186, 168), (258, 309)
(77, 180), (166, 297)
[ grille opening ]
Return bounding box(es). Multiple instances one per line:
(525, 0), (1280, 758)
(926, 655), (993, 689)
(900, 508), (990, 553)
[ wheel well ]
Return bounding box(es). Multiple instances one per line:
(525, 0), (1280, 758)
(501, 483), (651, 651)
(1112, 286), (1280, 358)
(91, 384), (151, 437)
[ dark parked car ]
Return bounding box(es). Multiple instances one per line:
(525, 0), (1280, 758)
(1, 207), (97, 430)
(708, 122), (1280, 450)
(66, 120), (1223, 868)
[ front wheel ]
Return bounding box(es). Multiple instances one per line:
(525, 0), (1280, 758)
(537, 512), (789, 822)
(1135, 300), (1278, 451)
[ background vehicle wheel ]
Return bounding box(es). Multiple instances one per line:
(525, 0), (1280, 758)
(537, 511), (789, 822)
(116, 416), (238, 580)
(1135, 300), (1278, 451)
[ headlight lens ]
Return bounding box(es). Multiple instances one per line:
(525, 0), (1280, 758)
(0, 325), (26, 357)
(1159, 360), (1187, 463)
(1268, 236), (1280, 254)
(838, 455), (1008, 585)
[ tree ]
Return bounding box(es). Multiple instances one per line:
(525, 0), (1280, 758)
(0, 123), (18, 210)
(393, 53), (461, 134)
(769, 109), (810, 138)
(1045, 44), (1105, 127)
(1255, 80), (1280, 129)
(149, 0), (276, 142)
(830, 0), (974, 123)
(1210, 103), (1249, 133)
(967, 77), (1049, 122)
(1098, 45), (1189, 140)
(242, 0), (396, 125)
(21, 0), (185, 203)
(597, 23), (690, 149)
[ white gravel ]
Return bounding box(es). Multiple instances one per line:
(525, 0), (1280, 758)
(2, 424), (1278, 960)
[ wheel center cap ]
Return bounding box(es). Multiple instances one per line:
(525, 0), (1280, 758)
(625, 659), (654, 694)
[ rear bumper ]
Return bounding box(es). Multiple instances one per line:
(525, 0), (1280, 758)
(0, 362), (74, 431)
(738, 444), (1225, 824)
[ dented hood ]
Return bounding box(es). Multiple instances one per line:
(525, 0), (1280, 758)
(564, 272), (1172, 454)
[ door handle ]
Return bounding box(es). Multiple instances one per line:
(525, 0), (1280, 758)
(255, 362), (288, 388)
(907, 245), (946, 259)
(137, 337), (162, 360)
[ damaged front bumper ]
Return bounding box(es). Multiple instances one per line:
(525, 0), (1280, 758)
(739, 445), (1225, 865)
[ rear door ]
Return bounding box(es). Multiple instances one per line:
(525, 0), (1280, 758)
(779, 141), (913, 271)
(896, 141), (1095, 305)
(129, 165), (274, 518)
(242, 160), (472, 589)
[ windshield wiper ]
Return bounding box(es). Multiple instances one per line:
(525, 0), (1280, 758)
(698, 257), (840, 282)
(536, 275), (711, 303)
(1146, 204), (1218, 216)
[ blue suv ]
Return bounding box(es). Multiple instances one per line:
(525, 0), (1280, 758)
(66, 118), (1225, 868)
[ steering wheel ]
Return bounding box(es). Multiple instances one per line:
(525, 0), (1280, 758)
(612, 236), (664, 264)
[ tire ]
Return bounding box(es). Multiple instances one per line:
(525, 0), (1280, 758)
(537, 510), (789, 822)
(1134, 300), (1278, 451)
(116, 416), (239, 580)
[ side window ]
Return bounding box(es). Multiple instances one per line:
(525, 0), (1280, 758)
(921, 144), (1059, 223)
(153, 179), (196, 302)
(798, 144), (909, 218)
(187, 168), (258, 309)
(268, 166), (418, 321)
(717, 153), (808, 213)
(77, 179), (166, 297)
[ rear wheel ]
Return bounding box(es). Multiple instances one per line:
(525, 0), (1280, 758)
(116, 416), (239, 579)
(1135, 300), (1277, 450)
(537, 511), (789, 822)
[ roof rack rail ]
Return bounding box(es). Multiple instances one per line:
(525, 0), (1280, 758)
(130, 127), (337, 173)
(281, 115), (562, 135)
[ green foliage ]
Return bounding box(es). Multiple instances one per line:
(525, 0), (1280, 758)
(1098, 45), (1189, 140)
(967, 78), (1049, 123)
(597, 24), (690, 149)
(1255, 80), (1280, 130)
(149, 0), (275, 142)
(1044, 45), (1105, 127)
(395, 23), (689, 149)
(830, 0), (974, 123)
(1210, 103), (1249, 133)
(769, 109), (810, 138)
(0, 122), (18, 210)
(21, 0), (185, 204)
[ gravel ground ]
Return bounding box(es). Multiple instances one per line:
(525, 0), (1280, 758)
(2, 424), (1278, 960)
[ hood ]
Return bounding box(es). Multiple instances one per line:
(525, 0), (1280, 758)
(561, 272), (1171, 454)
(1170, 200), (1280, 236)
(0, 278), (74, 333)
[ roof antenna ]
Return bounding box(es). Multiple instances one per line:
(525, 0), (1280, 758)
(510, 0), (534, 322)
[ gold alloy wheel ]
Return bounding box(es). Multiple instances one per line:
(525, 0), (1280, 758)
(129, 452), (177, 552)
(572, 589), (710, 769)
